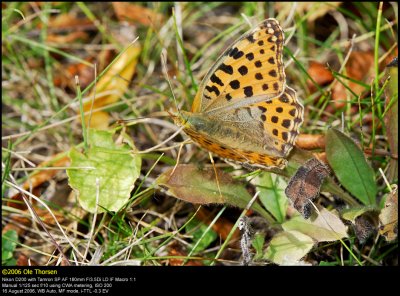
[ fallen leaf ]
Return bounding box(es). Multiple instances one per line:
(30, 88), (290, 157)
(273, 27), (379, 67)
(296, 134), (326, 150)
(264, 230), (314, 265)
(17, 253), (38, 266)
(112, 2), (164, 26)
(47, 31), (89, 43)
(384, 58), (398, 182)
(379, 187), (398, 242)
(283, 209), (348, 242)
(3, 207), (65, 236)
(168, 242), (203, 266)
(285, 158), (330, 219)
(82, 44), (141, 129)
(332, 51), (374, 108)
(307, 61), (333, 92)
(275, 2), (342, 23)
(196, 208), (239, 241)
(45, 13), (93, 29)
(353, 215), (376, 244)
(156, 164), (271, 220)
(8, 153), (70, 210)
(67, 129), (141, 213)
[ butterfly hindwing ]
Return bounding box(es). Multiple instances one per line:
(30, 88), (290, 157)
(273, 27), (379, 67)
(191, 18), (285, 113)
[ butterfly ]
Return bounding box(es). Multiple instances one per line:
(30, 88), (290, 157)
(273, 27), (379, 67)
(171, 18), (304, 169)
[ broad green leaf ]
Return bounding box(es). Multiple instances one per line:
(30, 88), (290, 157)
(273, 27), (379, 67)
(185, 218), (217, 254)
(283, 209), (348, 242)
(156, 164), (273, 222)
(264, 230), (314, 265)
(384, 62), (398, 182)
(341, 206), (376, 223)
(67, 129), (141, 213)
(2, 230), (18, 265)
(257, 172), (288, 223)
(326, 128), (377, 205)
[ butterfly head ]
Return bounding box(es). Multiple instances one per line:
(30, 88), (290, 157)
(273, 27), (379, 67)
(168, 108), (190, 127)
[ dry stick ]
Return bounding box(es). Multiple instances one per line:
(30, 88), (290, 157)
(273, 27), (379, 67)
(170, 141), (184, 177)
(138, 127), (185, 154)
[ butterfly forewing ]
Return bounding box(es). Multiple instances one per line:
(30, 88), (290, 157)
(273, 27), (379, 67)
(191, 18), (286, 113)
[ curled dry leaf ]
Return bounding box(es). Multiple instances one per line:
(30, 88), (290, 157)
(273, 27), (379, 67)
(379, 187), (398, 242)
(285, 158), (330, 219)
(353, 215), (376, 244)
(296, 133), (326, 150)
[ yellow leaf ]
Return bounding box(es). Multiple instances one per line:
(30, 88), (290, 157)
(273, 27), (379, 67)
(81, 45), (141, 129)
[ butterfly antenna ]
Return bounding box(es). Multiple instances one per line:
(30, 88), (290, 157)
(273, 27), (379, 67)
(161, 48), (180, 116)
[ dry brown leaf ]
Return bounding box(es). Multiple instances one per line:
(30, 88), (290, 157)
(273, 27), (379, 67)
(45, 13), (93, 29)
(332, 51), (374, 108)
(54, 50), (112, 90)
(168, 242), (203, 266)
(379, 187), (398, 242)
(112, 2), (163, 26)
(285, 158), (330, 219)
(17, 253), (38, 266)
(3, 208), (65, 236)
(275, 3), (342, 23)
(8, 154), (70, 209)
(47, 31), (89, 43)
(307, 61), (334, 92)
(81, 45), (141, 129)
(296, 134), (326, 150)
(196, 208), (239, 241)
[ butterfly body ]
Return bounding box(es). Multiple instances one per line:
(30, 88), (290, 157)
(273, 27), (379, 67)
(172, 19), (304, 169)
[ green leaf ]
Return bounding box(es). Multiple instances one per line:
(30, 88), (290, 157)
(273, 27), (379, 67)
(67, 129), (141, 213)
(156, 164), (274, 222)
(283, 209), (348, 242)
(326, 128), (377, 205)
(185, 218), (217, 254)
(264, 230), (314, 265)
(257, 172), (288, 223)
(252, 232), (265, 260)
(2, 230), (18, 265)
(341, 206), (376, 223)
